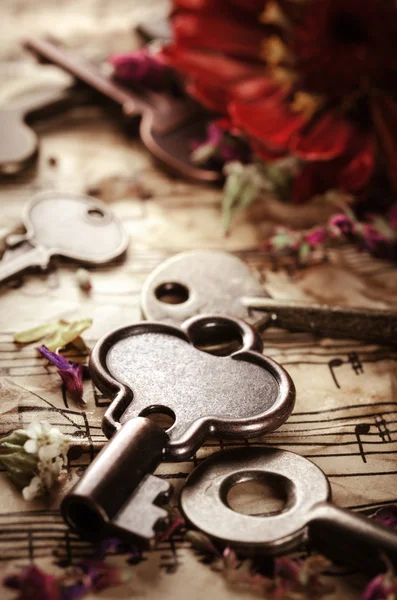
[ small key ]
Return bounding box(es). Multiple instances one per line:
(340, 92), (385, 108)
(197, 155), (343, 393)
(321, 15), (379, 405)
(0, 191), (128, 284)
(180, 447), (397, 575)
(141, 250), (397, 345)
(0, 83), (92, 175)
(62, 314), (295, 547)
(25, 38), (221, 183)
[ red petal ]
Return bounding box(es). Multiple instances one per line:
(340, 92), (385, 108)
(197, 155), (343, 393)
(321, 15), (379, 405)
(290, 113), (352, 160)
(230, 92), (304, 152)
(372, 93), (397, 194)
(161, 45), (261, 86)
(291, 163), (321, 203)
(338, 134), (375, 191)
(172, 13), (264, 58)
(230, 76), (280, 103)
(251, 139), (289, 162)
(187, 80), (229, 113)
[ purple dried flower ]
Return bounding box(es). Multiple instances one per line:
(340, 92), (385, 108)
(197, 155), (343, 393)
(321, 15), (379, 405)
(4, 565), (61, 600)
(37, 346), (85, 400)
(373, 506), (397, 531)
(191, 119), (251, 166)
(109, 49), (172, 90)
(329, 213), (354, 236)
(361, 571), (397, 600)
(305, 227), (327, 246)
(76, 559), (132, 592)
(360, 223), (389, 252)
(388, 204), (397, 229)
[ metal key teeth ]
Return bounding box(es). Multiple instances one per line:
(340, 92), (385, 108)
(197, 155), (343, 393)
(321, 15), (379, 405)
(113, 475), (172, 546)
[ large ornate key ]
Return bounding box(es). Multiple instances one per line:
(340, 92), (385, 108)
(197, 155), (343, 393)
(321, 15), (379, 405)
(0, 191), (128, 284)
(141, 250), (397, 344)
(62, 315), (295, 546)
(25, 38), (220, 183)
(181, 447), (397, 574)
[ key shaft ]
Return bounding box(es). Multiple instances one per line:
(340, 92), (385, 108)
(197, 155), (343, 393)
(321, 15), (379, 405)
(0, 245), (49, 283)
(241, 296), (397, 344)
(62, 417), (171, 547)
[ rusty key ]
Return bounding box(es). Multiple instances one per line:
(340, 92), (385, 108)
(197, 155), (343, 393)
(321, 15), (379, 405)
(25, 38), (221, 183)
(62, 314), (295, 547)
(181, 447), (397, 574)
(0, 83), (89, 175)
(141, 250), (397, 345)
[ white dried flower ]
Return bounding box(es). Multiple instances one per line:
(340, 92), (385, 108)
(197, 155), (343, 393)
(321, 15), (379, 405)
(0, 421), (70, 501)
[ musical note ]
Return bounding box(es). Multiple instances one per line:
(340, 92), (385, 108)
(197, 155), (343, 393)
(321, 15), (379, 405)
(348, 352), (364, 375)
(355, 423), (371, 463)
(375, 415), (392, 443)
(328, 358), (344, 388)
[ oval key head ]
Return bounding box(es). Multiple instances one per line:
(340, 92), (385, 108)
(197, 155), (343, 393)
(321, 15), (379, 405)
(23, 190), (129, 264)
(180, 447), (330, 552)
(141, 251), (267, 326)
(90, 315), (295, 460)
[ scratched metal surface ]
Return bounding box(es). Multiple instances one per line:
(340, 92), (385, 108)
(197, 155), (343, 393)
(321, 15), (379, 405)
(0, 1), (397, 598)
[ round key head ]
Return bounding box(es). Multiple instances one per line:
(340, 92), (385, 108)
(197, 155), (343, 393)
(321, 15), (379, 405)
(23, 191), (129, 263)
(141, 251), (267, 326)
(180, 447), (330, 552)
(90, 315), (295, 461)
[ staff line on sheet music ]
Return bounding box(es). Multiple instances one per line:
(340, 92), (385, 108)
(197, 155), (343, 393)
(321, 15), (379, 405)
(1, 347), (396, 363)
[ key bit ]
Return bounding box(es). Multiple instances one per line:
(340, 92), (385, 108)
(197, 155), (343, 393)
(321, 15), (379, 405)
(62, 418), (171, 549)
(113, 475), (172, 542)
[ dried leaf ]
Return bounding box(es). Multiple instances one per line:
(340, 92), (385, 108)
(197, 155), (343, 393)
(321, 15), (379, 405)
(41, 319), (93, 352)
(14, 322), (58, 344)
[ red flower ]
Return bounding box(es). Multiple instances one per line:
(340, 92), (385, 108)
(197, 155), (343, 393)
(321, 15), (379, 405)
(163, 0), (397, 203)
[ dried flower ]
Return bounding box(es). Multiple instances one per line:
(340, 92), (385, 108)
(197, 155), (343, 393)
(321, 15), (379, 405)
(4, 559), (132, 600)
(372, 506), (397, 531)
(36, 345), (86, 401)
(109, 48), (173, 90)
(4, 565), (61, 600)
(361, 569), (397, 600)
(191, 119), (251, 168)
(156, 506), (185, 542)
(265, 201), (397, 264)
(0, 422), (69, 500)
(14, 318), (92, 352)
(163, 0), (397, 202)
(75, 269), (92, 293)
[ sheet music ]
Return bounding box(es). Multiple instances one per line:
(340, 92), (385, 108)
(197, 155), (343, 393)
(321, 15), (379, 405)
(1, 1), (397, 597)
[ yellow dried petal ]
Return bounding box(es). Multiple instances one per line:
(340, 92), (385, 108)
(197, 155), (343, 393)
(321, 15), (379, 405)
(290, 91), (324, 120)
(260, 2), (290, 28)
(260, 36), (294, 66)
(43, 318), (93, 352)
(14, 322), (59, 344)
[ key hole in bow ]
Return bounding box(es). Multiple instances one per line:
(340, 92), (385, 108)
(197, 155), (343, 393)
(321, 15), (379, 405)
(139, 405), (176, 431)
(155, 282), (190, 305)
(87, 207), (106, 221)
(189, 320), (244, 356)
(222, 472), (293, 517)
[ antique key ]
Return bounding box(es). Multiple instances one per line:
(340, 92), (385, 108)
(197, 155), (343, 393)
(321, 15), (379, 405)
(0, 191), (128, 284)
(141, 250), (397, 344)
(0, 83), (75, 174)
(25, 38), (221, 183)
(180, 447), (397, 574)
(0, 83), (92, 175)
(62, 315), (295, 547)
